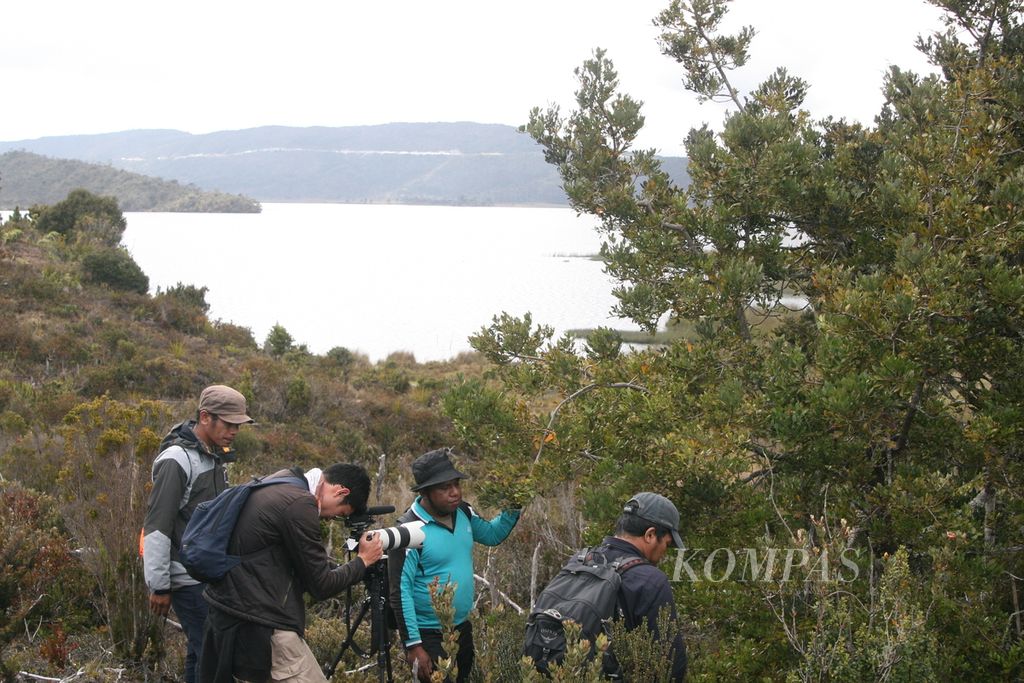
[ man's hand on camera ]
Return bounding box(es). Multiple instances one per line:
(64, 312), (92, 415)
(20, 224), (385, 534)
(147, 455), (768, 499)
(357, 531), (384, 566)
(406, 644), (433, 682)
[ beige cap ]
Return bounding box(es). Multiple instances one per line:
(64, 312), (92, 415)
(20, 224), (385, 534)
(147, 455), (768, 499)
(198, 385), (254, 424)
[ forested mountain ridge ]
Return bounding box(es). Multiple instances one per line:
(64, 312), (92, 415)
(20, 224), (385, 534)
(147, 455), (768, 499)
(0, 123), (690, 205)
(0, 151), (260, 213)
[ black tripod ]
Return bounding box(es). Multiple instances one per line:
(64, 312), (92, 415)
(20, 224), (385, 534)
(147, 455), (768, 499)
(323, 551), (395, 682)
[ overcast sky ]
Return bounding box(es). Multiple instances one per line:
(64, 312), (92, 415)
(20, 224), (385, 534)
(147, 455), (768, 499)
(3, 1), (948, 156)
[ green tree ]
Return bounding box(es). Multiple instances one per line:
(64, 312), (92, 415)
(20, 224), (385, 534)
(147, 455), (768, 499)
(264, 323), (294, 357)
(34, 188), (127, 245)
(455, 0), (1024, 678)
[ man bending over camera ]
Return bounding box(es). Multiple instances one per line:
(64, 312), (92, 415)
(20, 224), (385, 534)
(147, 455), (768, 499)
(200, 464), (383, 683)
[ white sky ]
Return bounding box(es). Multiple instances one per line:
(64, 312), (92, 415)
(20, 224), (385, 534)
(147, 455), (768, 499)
(3, 1), (948, 156)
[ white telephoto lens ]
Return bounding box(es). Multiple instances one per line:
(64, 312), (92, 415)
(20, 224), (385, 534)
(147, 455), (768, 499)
(372, 520), (426, 551)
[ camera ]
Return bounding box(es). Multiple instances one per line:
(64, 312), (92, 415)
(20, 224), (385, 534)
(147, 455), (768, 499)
(327, 504), (421, 682)
(343, 505), (425, 552)
(345, 504), (396, 534)
(366, 521), (425, 552)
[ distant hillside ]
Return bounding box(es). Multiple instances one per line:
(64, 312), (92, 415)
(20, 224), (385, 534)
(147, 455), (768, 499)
(0, 123), (689, 206)
(0, 151), (260, 213)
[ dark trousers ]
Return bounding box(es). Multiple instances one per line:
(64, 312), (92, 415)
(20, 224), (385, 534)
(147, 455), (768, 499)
(199, 606), (273, 683)
(420, 621), (474, 683)
(171, 583), (208, 683)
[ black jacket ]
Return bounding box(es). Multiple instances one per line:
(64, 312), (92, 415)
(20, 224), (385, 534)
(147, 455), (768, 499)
(601, 536), (687, 681)
(203, 468), (366, 635)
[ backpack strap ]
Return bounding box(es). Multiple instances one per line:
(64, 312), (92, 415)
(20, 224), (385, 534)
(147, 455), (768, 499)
(611, 554), (650, 627)
(585, 544), (649, 573)
(397, 507), (418, 525)
(614, 557), (649, 574)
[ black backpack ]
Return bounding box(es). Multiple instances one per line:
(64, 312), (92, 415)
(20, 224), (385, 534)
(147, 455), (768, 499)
(179, 475), (306, 583)
(524, 546), (648, 677)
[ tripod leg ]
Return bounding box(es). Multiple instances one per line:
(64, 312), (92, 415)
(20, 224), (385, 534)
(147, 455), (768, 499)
(369, 560), (394, 683)
(384, 634), (394, 683)
(322, 597), (372, 679)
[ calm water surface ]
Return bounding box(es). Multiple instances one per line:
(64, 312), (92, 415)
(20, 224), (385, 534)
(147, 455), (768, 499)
(121, 203), (638, 361)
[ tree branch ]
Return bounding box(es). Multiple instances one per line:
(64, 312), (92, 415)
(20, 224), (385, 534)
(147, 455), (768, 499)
(891, 380), (926, 456)
(531, 382), (650, 469)
(692, 11), (745, 112)
(473, 573), (524, 614)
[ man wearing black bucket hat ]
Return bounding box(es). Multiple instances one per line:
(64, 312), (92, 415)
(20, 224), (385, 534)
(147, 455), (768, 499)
(603, 491), (688, 680)
(388, 448), (521, 682)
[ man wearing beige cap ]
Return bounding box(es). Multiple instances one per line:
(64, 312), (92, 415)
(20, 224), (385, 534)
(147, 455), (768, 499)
(142, 385), (254, 683)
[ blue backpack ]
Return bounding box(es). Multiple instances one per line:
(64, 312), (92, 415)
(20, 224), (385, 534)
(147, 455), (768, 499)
(179, 475), (307, 583)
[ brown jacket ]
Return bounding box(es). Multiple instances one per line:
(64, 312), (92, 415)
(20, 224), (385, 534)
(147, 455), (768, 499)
(203, 468), (366, 634)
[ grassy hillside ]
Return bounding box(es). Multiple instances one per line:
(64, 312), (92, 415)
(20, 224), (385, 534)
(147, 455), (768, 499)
(0, 150), (260, 212)
(0, 199), (530, 680)
(0, 191), (675, 681)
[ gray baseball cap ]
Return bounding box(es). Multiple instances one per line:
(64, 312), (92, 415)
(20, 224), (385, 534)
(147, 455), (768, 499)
(624, 492), (684, 549)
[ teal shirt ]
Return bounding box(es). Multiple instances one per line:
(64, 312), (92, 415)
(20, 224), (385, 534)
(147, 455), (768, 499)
(396, 498), (519, 646)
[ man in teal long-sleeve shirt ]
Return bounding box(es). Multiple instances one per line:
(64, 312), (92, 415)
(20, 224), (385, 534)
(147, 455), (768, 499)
(388, 448), (520, 682)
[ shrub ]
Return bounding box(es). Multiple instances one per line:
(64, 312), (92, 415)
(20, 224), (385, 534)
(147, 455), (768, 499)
(79, 362), (145, 398)
(161, 283), (209, 312)
(81, 247), (149, 294)
(0, 319), (42, 363)
(0, 482), (92, 680)
(34, 189), (126, 244)
(609, 608), (680, 683)
(229, 427), (263, 464)
(57, 396), (171, 666)
(11, 265), (79, 307)
(807, 547), (940, 682)
(357, 365), (411, 394)
(384, 351), (417, 367)
(151, 283), (210, 334)
(207, 320), (257, 351)
(140, 356), (202, 397)
(285, 375), (312, 417)
(324, 346), (363, 373)
(0, 227), (22, 245)
(474, 607), (535, 682)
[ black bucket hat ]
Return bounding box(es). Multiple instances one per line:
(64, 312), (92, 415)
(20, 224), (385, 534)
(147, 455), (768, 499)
(410, 448), (469, 491)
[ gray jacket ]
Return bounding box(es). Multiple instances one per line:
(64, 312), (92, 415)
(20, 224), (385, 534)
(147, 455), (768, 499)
(142, 420), (230, 592)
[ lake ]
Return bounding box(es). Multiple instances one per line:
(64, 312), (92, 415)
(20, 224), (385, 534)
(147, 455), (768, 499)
(120, 203), (640, 362)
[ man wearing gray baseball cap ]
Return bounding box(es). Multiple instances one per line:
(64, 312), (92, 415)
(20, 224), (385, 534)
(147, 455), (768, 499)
(601, 491), (687, 680)
(142, 384), (254, 683)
